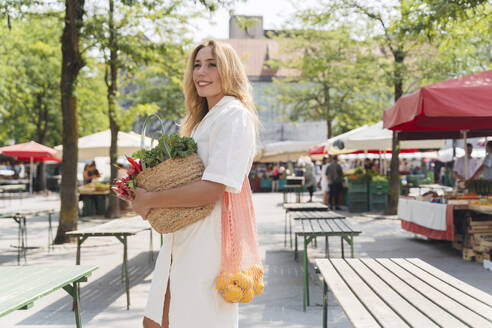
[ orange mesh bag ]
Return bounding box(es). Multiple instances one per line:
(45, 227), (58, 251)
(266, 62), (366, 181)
(216, 177), (264, 303)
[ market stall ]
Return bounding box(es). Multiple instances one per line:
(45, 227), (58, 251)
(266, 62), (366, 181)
(55, 129), (152, 160)
(0, 141), (61, 193)
(383, 69), (492, 263)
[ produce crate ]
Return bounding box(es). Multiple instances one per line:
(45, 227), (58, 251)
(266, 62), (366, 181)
(347, 180), (368, 193)
(406, 174), (425, 186)
(348, 200), (369, 213)
(369, 181), (389, 194)
(369, 193), (388, 211)
(369, 193), (388, 204)
(347, 191), (368, 202)
(369, 201), (388, 211)
(260, 179), (272, 192)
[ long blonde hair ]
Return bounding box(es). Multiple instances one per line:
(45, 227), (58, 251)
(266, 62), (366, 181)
(181, 40), (259, 137)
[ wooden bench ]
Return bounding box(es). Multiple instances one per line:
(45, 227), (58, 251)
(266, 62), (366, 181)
(316, 258), (492, 328)
(283, 202), (329, 247)
(0, 265), (97, 328)
(291, 211), (350, 258)
(66, 217), (156, 310)
(294, 215), (361, 311)
(0, 209), (56, 264)
(283, 177), (305, 203)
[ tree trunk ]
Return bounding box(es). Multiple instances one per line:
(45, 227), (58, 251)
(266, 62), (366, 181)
(326, 119), (332, 139)
(36, 93), (49, 192)
(385, 49), (404, 215)
(54, 0), (85, 244)
(105, 0), (120, 218)
(325, 85), (332, 139)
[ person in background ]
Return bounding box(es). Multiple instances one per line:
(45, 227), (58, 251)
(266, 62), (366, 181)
(83, 164), (91, 184)
(303, 159), (316, 202)
(469, 141), (492, 181)
(86, 161), (101, 184)
(399, 159), (408, 174)
(320, 156), (330, 205)
(314, 160), (321, 187)
(326, 155), (344, 210)
(454, 143), (479, 181)
(271, 164), (280, 192)
(363, 158), (373, 172)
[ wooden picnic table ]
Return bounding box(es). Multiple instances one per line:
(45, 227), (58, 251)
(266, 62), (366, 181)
(66, 217), (156, 310)
(316, 258), (492, 328)
(294, 214), (361, 311)
(0, 265), (97, 328)
(283, 203), (329, 247)
(283, 177), (305, 203)
(0, 184), (26, 193)
(290, 211), (346, 253)
(0, 209), (56, 264)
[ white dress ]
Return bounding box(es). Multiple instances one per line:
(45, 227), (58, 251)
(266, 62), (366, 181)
(144, 96), (256, 327)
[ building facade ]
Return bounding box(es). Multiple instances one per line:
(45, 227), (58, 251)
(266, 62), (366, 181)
(223, 15), (327, 145)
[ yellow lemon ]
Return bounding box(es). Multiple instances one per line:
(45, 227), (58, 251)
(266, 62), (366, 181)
(216, 272), (233, 291)
(222, 285), (243, 303)
(232, 272), (254, 290)
(249, 264), (264, 281)
(240, 288), (255, 303)
(253, 280), (264, 296)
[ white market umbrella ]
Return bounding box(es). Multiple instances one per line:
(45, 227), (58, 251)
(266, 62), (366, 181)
(255, 140), (321, 163)
(344, 122), (445, 151)
(55, 130), (152, 160)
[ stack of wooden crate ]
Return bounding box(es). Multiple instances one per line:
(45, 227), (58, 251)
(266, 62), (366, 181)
(461, 219), (492, 263)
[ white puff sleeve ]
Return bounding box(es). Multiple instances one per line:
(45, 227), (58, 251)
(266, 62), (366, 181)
(202, 106), (256, 193)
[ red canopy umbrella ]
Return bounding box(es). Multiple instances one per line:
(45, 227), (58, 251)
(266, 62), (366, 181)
(383, 70), (492, 140)
(0, 141), (61, 193)
(384, 70), (492, 178)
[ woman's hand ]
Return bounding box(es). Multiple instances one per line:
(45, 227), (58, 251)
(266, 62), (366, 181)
(132, 187), (150, 219)
(111, 186), (134, 202)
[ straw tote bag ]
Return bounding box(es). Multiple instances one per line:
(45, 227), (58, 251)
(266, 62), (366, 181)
(136, 115), (214, 234)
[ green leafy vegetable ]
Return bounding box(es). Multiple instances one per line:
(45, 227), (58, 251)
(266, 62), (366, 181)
(132, 133), (198, 169)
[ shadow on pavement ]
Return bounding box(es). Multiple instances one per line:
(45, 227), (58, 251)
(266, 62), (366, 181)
(18, 251), (156, 326)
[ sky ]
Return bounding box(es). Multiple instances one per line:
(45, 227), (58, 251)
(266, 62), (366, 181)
(190, 0), (317, 42)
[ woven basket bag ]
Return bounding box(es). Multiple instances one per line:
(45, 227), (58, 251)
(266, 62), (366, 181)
(135, 115), (214, 234)
(136, 153), (214, 234)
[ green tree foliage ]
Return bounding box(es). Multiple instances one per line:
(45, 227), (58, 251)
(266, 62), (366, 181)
(270, 18), (391, 138)
(0, 13), (107, 147)
(83, 0), (197, 217)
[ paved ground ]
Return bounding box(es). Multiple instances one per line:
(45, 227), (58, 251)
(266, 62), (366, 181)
(0, 191), (491, 327)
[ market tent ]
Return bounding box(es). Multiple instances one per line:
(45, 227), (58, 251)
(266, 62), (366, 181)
(309, 125), (369, 155)
(344, 122), (444, 150)
(309, 122), (443, 155)
(384, 69), (492, 179)
(255, 140), (321, 163)
(383, 70), (492, 140)
(0, 141), (61, 193)
(55, 130), (152, 160)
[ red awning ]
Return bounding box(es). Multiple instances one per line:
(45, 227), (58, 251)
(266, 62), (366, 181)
(0, 141), (61, 162)
(383, 70), (492, 140)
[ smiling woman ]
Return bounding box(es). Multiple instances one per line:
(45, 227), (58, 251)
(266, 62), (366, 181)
(193, 47), (224, 107)
(138, 40), (262, 328)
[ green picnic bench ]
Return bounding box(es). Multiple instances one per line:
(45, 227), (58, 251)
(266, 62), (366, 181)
(0, 265), (97, 328)
(0, 209), (56, 264)
(283, 203), (329, 247)
(66, 217), (156, 310)
(293, 214), (361, 311)
(316, 258), (492, 328)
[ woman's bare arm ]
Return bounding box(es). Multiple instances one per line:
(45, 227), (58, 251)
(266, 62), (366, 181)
(144, 180), (225, 208)
(130, 180), (226, 218)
